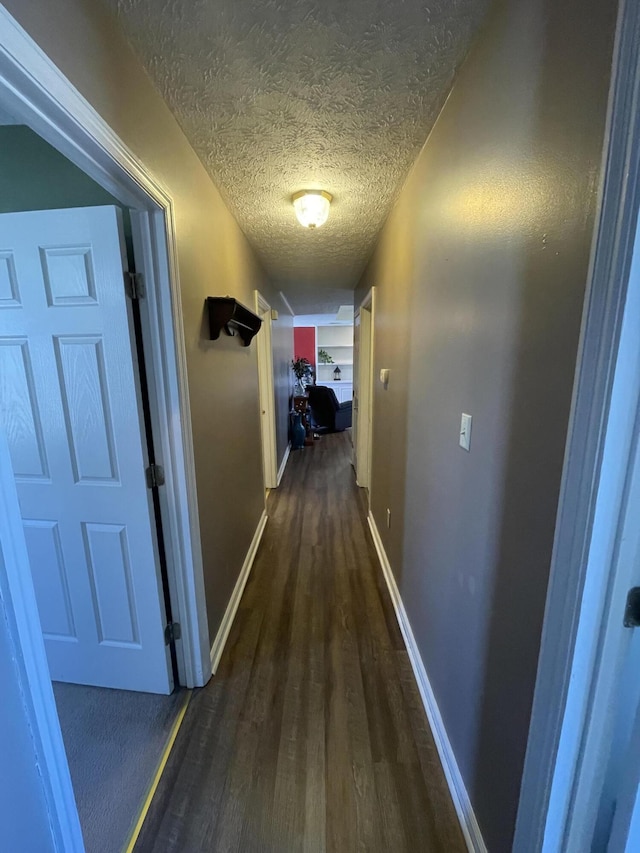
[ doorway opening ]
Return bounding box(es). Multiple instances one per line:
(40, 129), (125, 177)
(0, 13), (209, 850)
(514, 1), (640, 848)
(0, 118), (188, 850)
(543, 202), (640, 853)
(255, 291), (278, 491)
(354, 288), (375, 496)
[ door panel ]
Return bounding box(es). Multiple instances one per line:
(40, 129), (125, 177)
(24, 519), (75, 640)
(0, 250), (20, 305)
(0, 206), (172, 693)
(0, 338), (48, 478)
(54, 335), (119, 482)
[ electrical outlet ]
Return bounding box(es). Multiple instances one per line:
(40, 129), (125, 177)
(386, 508), (391, 528)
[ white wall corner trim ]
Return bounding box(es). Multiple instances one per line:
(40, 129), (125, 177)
(367, 511), (487, 853)
(277, 444), (291, 486)
(279, 291), (295, 316)
(209, 510), (268, 674)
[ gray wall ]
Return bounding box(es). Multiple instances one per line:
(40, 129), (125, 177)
(355, 0), (617, 848)
(0, 124), (122, 212)
(0, 123), (136, 261)
(0, 8), (293, 645)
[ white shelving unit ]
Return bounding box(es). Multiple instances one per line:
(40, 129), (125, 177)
(316, 325), (353, 401)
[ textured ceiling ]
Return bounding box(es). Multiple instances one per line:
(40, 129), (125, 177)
(105, 0), (489, 312)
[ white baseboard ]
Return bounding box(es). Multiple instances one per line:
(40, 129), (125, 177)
(276, 443), (291, 486)
(367, 511), (487, 853)
(209, 510), (268, 674)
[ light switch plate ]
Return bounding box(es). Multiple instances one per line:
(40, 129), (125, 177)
(460, 413), (472, 451)
(380, 368), (390, 388)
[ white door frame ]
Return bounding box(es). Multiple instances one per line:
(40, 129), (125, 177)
(0, 430), (84, 850)
(0, 11), (210, 853)
(254, 291), (278, 490)
(558, 276), (640, 849)
(514, 0), (640, 848)
(355, 287), (375, 492)
(0, 6), (210, 689)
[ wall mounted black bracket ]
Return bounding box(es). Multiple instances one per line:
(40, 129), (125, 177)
(206, 296), (262, 347)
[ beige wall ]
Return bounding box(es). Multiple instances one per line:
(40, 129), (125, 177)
(355, 0), (617, 848)
(3, 0), (293, 643)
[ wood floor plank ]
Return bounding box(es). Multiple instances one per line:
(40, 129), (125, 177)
(374, 760), (410, 850)
(135, 431), (466, 852)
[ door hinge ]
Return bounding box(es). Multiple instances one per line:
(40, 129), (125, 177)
(624, 587), (640, 627)
(164, 621), (181, 645)
(124, 271), (145, 300)
(145, 463), (165, 489)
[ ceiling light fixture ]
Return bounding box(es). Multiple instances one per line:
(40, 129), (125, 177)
(292, 190), (332, 229)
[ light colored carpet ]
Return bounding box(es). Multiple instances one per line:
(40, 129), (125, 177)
(53, 683), (185, 853)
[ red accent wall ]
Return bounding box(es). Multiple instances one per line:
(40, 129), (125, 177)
(294, 327), (316, 369)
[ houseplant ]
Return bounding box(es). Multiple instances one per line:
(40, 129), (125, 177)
(318, 349), (334, 364)
(291, 357), (313, 395)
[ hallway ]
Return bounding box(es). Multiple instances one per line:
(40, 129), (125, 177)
(135, 432), (465, 852)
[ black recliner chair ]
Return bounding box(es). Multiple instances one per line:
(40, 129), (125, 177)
(307, 385), (352, 433)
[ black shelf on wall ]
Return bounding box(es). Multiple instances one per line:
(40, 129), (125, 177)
(206, 296), (262, 347)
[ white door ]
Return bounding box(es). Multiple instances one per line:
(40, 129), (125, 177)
(0, 206), (172, 693)
(541, 208), (640, 852)
(604, 633), (640, 852)
(596, 454), (640, 852)
(355, 299), (373, 490)
(255, 292), (277, 489)
(352, 309), (360, 471)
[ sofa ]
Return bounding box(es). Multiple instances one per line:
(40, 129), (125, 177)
(307, 385), (353, 433)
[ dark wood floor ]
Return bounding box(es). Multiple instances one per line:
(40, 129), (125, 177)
(135, 432), (465, 852)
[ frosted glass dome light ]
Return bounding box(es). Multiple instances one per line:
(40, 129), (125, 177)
(292, 190), (332, 229)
